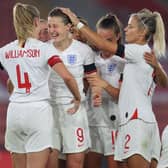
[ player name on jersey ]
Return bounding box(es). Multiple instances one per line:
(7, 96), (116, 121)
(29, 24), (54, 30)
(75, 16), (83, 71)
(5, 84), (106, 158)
(5, 49), (40, 59)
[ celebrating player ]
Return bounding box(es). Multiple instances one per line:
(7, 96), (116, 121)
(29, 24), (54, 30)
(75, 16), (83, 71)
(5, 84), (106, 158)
(47, 8), (97, 168)
(85, 13), (126, 168)
(60, 8), (167, 168)
(0, 3), (81, 168)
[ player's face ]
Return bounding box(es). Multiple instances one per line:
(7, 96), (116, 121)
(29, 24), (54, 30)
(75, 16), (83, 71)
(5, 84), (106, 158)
(124, 16), (145, 44)
(48, 16), (70, 43)
(97, 28), (118, 57)
(38, 22), (50, 42)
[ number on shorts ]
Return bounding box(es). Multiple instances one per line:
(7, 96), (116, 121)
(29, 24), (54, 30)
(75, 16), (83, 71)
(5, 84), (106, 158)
(111, 130), (118, 145)
(111, 130), (116, 145)
(76, 128), (84, 143)
(16, 64), (32, 93)
(124, 134), (131, 150)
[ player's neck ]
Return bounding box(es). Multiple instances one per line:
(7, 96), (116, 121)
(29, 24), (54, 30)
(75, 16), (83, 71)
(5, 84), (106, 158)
(54, 37), (72, 51)
(100, 52), (112, 59)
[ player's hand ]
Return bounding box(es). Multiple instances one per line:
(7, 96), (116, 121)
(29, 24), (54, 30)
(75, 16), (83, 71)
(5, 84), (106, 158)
(59, 7), (79, 25)
(86, 74), (108, 89)
(67, 99), (80, 114)
(92, 94), (102, 107)
(144, 51), (159, 69)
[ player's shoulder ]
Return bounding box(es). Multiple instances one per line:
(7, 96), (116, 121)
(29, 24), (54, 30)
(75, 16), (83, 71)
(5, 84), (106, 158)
(29, 38), (57, 52)
(1, 40), (18, 51)
(72, 39), (93, 52)
(28, 38), (47, 48)
(125, 43), (150, 51)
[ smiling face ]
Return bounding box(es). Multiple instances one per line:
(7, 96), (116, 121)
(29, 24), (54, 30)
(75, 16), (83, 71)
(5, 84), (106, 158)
(48, 16), (71, 43)
(124, 15), (146, 44)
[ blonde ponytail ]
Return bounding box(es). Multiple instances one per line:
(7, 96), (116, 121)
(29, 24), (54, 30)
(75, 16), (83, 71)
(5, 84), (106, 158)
(13, 3), (40, 42)
(153, 12), (166, 58)
(134, 9), (166, 58)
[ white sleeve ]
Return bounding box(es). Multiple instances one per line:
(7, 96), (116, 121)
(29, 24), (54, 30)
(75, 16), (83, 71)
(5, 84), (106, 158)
(83, 46), (97, 74)
(125, 44), (142, 63)
(44, 44), (62, 67)
(83, 46), (96, 65)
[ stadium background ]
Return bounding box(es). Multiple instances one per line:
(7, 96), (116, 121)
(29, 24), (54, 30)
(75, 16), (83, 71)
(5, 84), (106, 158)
(0, 0), (168, 167)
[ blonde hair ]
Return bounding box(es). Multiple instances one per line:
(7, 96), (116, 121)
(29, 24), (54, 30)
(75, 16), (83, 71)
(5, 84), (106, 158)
(132, 9), (166, 58)
(13, 3), (40, 42)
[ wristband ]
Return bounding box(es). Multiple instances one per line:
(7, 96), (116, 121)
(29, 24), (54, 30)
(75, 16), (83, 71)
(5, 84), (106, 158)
(76, 22), (84, 30)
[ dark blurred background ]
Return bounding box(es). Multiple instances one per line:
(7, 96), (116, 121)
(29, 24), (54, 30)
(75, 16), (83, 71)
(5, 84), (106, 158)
(0, 0), (168, 167)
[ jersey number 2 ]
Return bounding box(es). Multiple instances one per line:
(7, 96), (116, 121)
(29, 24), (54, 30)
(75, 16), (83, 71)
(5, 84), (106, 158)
(16, 64), (31, 93)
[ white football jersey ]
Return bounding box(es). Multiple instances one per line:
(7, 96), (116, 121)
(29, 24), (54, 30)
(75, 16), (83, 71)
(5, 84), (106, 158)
(119, 44), (156, 125)
(87, 53), (125, 127)
(158, 125), (168, 168)
(0, 38), (62, 102)
(48, 39), (96, 104)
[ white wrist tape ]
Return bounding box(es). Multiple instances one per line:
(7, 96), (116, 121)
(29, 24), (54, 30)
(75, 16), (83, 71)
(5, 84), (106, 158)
(76, 22), (84, 30)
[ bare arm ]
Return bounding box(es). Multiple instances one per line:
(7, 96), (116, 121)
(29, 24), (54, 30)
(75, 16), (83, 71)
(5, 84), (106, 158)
(52, 62), (81, 101)
(144, 51), (168, 88)
(60, 8), (118, 54)
(52, 62), (81, 113)
(77, 26), (118, 54)
(86, 72), (102, 107)
(86, 74), (119, 101)
(7, 78), (14, 95)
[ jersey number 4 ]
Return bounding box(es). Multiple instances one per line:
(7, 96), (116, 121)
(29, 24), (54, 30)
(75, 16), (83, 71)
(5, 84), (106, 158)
(16, 64), (32, 93)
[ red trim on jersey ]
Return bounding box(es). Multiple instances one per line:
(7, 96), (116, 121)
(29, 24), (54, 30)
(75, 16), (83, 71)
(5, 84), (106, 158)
(147, 70), (156, 95)
(130, 108), (138, 120)
(84, 69), (97, 74)
(48, 55), (62, 67)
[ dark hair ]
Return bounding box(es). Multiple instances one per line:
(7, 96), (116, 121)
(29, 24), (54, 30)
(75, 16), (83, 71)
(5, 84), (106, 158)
(77, 16), (88, 26)
(96, 13), (123, 44)
(48, 8), (72, 25)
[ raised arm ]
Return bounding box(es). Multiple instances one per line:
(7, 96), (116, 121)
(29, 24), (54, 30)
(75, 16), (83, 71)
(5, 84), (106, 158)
(7, 78), (14, 95)
(144, 51), (168, 88)
(59, 8), (118, 54)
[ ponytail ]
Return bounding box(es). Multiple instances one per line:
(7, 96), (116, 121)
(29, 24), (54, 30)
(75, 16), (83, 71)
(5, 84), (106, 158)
(134, 9), (166, 58)
(13, 3), (40, 42)
(153, 12), (166, 58)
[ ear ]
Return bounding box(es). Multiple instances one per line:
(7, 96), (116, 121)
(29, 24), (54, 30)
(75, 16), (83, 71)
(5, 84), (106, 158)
(66, 23), (73, 31)
(139, 28), (147, 37)
(116, 33), (121, 41)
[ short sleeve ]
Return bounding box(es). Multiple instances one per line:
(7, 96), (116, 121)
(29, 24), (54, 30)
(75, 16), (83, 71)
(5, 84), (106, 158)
(84, 46), (96, 65)
(44, 44), (62, 67)
(124, 44), (149, 63)
(83, 46), (97, 74)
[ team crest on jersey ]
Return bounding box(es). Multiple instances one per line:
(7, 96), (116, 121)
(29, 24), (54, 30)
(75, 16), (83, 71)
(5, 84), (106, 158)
(107, 64), (116, 73)
(67, 54), (77, 65)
